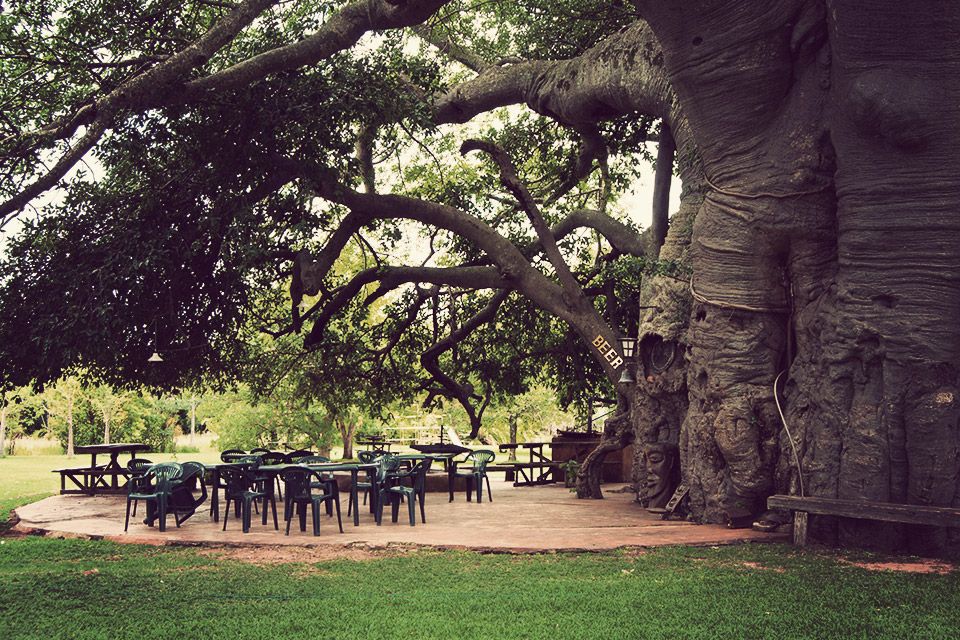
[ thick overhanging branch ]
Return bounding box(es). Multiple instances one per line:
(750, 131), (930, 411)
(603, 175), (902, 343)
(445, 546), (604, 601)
(174, 0), (453, 101)
(301, 165), (572, 312)
(3, 0), (278, 151)
(434, 21), (676, 128)
(551, 209), (649, 258)
(300, 163), (635, 385)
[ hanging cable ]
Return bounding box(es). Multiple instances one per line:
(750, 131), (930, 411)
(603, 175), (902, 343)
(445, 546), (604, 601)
(773, 370), (804, 497)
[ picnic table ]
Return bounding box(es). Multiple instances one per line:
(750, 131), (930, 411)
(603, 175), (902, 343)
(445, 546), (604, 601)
(356, 435), (393, 452)
(496, 442), (560, 486)
(53, 442), (151, 495)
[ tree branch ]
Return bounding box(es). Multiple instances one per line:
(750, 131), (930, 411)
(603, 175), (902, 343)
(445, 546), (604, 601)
(434, 21), (676, 128)
(420, 290), (509, 438)
(304, 264), (510, 347)
(411, 23), (488, 72)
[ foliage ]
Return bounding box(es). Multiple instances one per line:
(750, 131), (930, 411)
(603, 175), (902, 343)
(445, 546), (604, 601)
(0, 0), (661, 444)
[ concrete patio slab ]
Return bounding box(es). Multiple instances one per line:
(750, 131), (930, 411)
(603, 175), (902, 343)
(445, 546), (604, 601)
(13, 482), (786, 552)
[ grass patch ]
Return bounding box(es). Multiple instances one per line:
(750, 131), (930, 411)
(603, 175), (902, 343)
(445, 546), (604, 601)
(0, 539), (957, 639)
(2, 455), (958, 638)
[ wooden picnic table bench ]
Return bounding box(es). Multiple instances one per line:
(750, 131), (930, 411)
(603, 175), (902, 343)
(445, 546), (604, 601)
(767, 494), (960, 546)
(53, 443), (151, 495)
(488, 461), (563, 486)
(495, 443), (561, 486)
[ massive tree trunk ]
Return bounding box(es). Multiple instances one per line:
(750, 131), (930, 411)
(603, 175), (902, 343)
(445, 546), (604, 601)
(782, 2), (960, 554)
(632, 0), (960, 553)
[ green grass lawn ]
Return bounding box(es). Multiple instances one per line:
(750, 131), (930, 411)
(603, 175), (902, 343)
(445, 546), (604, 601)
(0, 539), (957, 639)
(1, 455), (958, 639)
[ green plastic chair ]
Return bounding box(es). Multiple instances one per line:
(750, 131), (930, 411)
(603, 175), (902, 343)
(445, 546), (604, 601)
(370, 454), (402, 525)
(451, 450), (496, 503)
(169, 461), (209, 527)
(280, 467), (343, 536)
(377, 457), (433, 526)
(286, 449), (315, 463)
(256, 451), (287, 499)
(124, 462), (183, 532)
(349, 451), (387, 517)
(219, 466), (277, 533)
(299, 455), (335, 515)
(125, 458), (153, 517)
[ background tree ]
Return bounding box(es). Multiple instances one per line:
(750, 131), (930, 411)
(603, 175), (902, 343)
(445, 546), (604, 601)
(45, 377), (84, 456)
(87, 385), (128, 445)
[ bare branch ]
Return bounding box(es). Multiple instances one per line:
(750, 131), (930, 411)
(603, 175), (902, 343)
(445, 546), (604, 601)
(355, 123), (378, 194)
(0, 115), (109, 226)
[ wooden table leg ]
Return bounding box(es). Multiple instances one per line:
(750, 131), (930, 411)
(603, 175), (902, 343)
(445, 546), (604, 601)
(448, 465), (455, 502)
(210, 468), (220, 522)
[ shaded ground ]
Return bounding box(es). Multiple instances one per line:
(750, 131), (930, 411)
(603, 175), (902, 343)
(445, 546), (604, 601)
(14, 481), (785, 552)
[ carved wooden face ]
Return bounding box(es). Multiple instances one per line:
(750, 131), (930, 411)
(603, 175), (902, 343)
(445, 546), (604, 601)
(644, 444), (675, 485)
(644, 443), (679, 508)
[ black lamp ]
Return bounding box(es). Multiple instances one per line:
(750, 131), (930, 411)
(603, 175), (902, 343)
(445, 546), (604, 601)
(618, 336), (637, 384)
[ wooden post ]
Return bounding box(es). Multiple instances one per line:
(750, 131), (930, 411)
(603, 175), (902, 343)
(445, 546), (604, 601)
(793, 511), (808, 547)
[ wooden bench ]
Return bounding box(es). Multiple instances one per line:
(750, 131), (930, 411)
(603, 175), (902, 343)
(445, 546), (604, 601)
(53, 467), (131, 495)
(767, 494), (960, 546)
(488, 462), (562, 486)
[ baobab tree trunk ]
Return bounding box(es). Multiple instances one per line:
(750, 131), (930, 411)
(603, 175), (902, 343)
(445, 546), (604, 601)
(784, 2), (960, 554)
(636, 0), (836, 523)
(632, 0), (960, 555)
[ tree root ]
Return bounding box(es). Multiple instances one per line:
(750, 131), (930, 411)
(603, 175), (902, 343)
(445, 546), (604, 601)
(576, 404), (632, 499)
